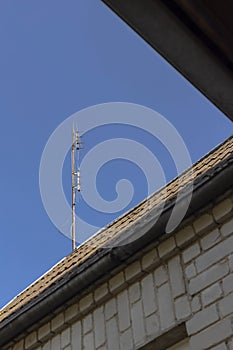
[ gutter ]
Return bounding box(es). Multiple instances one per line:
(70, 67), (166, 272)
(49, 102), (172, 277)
(0, 156), (232, 347)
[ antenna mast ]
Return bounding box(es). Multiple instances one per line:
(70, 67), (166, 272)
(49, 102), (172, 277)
(71, 128), (81, 251)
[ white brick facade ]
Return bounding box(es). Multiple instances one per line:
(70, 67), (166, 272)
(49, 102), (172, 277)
(4, 192), (233, 350)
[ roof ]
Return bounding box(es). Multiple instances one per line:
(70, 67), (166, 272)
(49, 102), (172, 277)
(0, 136), (233, 347)
(0, 137), (233, 327)
(102, 0), (233, 120)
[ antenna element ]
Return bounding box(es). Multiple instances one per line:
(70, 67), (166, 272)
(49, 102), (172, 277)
(71, 128), (82, 251)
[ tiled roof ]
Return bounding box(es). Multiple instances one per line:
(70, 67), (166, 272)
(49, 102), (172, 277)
(0, 136), (233, 324)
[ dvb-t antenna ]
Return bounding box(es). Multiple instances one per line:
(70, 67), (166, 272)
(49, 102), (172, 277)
(71, 127), (81, 251)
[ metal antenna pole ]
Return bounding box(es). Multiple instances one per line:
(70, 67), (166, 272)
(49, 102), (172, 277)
(71, 128), (76, 251)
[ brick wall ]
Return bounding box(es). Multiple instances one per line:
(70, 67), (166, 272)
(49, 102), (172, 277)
(5, 191), (233, 350)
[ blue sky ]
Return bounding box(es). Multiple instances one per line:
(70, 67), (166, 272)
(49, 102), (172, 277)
(0, 0), (232, 308)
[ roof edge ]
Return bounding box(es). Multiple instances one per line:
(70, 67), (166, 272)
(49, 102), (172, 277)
(0, 155), (232, 347)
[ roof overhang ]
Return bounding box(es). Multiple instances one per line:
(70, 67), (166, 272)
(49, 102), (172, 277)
(102, 0), (233, 121)
(0, 152), (232, 347)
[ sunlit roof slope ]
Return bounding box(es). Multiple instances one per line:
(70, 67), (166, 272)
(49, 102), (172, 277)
(0, 135), (232, 345)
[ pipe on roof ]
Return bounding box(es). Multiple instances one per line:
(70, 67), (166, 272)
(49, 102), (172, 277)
(0, 157), (232, 347)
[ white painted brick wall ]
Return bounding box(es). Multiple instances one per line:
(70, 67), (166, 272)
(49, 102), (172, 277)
(168, 255), (185, 298)
(158, 282), (175, 330)
(222, 273), (233, 294)
(212, 198), (232, 223)
(221, 217), (233, 237)
(190, 317), (233, 350)
(218, 292), (233, 317)
(141, 273), (157, 316)
(61, 328), (70, 349)
(117, 290), (130, 332)
(130, 299), (146, 347)
(119, 329), (133, 350)
(145, 313), (159, 338)
(106, 316), (120, 350)
(212, 344), (228, 350)
(195, 235), (233, 273)
(182, 243), (200, 264)
(158, 237), (176, 258)
(186, 304), (219, 335)
(154, 265), (168, 286)
(189, 260), (229, 294)
(174, 295), (191, 320)
(93, 306), (105, 348)
(5, 192), (233, 350)
(201, 282), (222, 306)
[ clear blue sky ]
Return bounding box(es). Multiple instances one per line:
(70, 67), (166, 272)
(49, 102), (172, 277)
(0, 0), (232, 308)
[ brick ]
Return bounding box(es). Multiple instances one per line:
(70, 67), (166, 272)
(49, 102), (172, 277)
(117, 290), (131, 332)
(187, 304), (219, 335)
(145, 313), (160, 337)
(94, 283), (109, 302)
(61, 328), (70, 348)
(190, 317), (233, 350)
(105, 297), (117, 320)
(131, 300), (146, 346)
(201, 283), (222, 306)
(83, 332), (94, 350)
(191, 295), (201, 313)
(141, 274), (157, 316)
(109, 272), (125, 293)
(42, 341), (50, 350)
(158, 282), (175, 330)
(196, 235), (233, 273)
(120, 329), (133, 350)
(51, 334), (61, 350)
(182, 243), (200, 264)
(189, 261), (229, 294)
(125, 260), (142, 282)
(106, 316), (120, 350)
(185, 263), (196, 279)
(154, 265), (168, 287)
(38, 323), (51, 342)
(229, 338), (233, 350)
(79, 293), (94, 312)
(98, 346), (107, 350)
(83, 314), (93, 334)
(64, 346), (72, 350)
(200, 228), (221, 250)
(229, 254), (233, 271)
(221, 218), (233, 237)
(212, 344), (227, 350)
(25, 332), (37, 349)
(168, 255), (185, 298)
(174, 295), (191, 320)
(71, 321), (81, 349)
(219, 292), (233, 317)
(213, 198), (232, 223)
(193, 213), (214, 234)
(94, 306), (105, 348)
(65, 303), (78, 324)
(158, 237), (176, 258)
(51, 313), (64, 332)
(129, 282), (141, 304)
(176, 225), (195, 247)
(13, 340), (24, 350)
(222, 273), (233, 294)
(141, 248), (159, 271)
